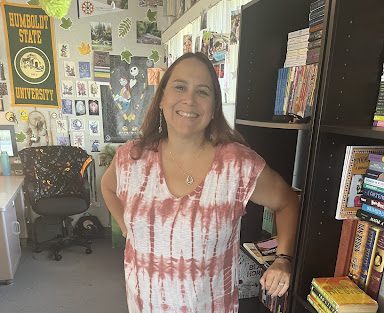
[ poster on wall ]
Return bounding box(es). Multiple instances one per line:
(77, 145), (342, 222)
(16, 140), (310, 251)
(77, 0), (128, 18)
(2, 3), (60, 107)
(101, 56), (154, 143)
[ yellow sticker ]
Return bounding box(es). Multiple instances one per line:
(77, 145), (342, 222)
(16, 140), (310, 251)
(20, 109), (28, 122)
(78, 42), (91, 55)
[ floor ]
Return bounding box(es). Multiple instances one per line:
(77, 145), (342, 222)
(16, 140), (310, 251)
(0, 237), (128, 313)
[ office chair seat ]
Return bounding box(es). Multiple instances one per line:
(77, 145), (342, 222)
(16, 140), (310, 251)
(34, 197), (88, 217)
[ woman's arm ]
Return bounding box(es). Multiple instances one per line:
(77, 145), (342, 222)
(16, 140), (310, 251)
(100, 156), (127, 237)
(249, 164), (299, 297)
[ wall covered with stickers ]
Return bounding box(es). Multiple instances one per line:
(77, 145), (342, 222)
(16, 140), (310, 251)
(163, 0), (252, 128)
(0, 0), (168, 226)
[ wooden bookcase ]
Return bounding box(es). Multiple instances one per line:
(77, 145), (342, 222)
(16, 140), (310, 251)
(235, 0), (384, 312)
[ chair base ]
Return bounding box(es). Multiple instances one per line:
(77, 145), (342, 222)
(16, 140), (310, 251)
(32, 216), (93, 261)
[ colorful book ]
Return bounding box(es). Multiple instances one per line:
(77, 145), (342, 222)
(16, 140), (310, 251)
(356, 209), (384, 228)
(242, 242), (276, 265)
(334, 219), (358, 277)
(361, 196), (384, 210)
(366, 231), (384, 300)
(348, 221), (370, 283)
(335, 146), (384, 219)
(307, 292), (331, 313)
(311, 277), (378, 313)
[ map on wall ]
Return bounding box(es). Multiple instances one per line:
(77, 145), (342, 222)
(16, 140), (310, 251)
(101, 56), (154, 143)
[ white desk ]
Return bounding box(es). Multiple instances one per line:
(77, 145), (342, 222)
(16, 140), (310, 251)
(0, 176), (24, 284)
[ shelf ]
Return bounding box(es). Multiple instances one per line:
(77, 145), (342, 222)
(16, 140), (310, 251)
(321, 125), (384, 140)
(236, 119), (310, 130)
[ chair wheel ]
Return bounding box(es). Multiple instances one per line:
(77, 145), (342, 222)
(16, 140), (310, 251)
(54, 254), (62, 261)
(85, 248), (92, 254)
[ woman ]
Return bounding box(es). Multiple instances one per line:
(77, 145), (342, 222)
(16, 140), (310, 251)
(101, 52), (299, 313)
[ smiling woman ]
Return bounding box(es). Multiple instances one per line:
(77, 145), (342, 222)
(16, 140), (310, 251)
(101, 52), (299, 313)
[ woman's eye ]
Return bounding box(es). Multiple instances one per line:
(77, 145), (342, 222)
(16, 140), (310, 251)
(175, 85), (185, 91)
(198, 89), (209, 96)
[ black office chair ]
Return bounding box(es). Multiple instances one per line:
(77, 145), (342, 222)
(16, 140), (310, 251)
(19, 146), (95, 261)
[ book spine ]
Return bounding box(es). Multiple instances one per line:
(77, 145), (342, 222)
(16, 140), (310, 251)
(361, 196), (384, 209)
(310, 0), (325, 12)
(364, 169), (384, 181)
(365, 228), (382, 291)
(362, 203), (384, 219)
(307, 293), (331, 313)
(366, 231), (384, 300)
(359, 226), (380, 289)
(308, 30), (323, 42)
(349, 220), (370, 283)
(363, 188), (384, 201)
(335, 219), (358, 277)
(363, 183), (384, 194)
(310, 284), (337, 312)
(365, 177), (384, 189)
(356, 209), (384, 227)
(368, 154), (384, 163)
(369, 161), (384, 173)
(287, 27), (309, 39)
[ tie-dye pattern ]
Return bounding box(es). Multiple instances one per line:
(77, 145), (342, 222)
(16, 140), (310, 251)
(115, 141), (265, 313)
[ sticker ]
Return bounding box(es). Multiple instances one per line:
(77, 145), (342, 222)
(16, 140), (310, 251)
(60, 17), (73, 30)
(5, 111), (18, 123)
(121, 50), (132, 64)
(78, 42), (91, 55)
(58, 43), (70, 58)
(20, 109), (28, 122)
(147, 9), (156, 22)
(118, 18), (132, 38)
(16, 131), (26, 142)
(148, 50), (159, 63)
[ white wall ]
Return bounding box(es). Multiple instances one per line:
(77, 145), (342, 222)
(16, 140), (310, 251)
(0, 0), (167, 226)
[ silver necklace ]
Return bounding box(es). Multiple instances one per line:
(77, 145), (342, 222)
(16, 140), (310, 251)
(168, 146), (204, 185)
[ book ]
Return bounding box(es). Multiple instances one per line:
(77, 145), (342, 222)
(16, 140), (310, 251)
(366, 231), (384, 300)
(307, 292), (331, 313)
(335, 146), (384, 219)
(348, 221), (370, 283)
(364, 169), (384, 181)
(255, 237), (278, 256)
(334, 219), (358, 277)
(361, 196), (384, 209)
(311, 277), (378, 313)
(359, 226), (381, 289)
(356, 209), (384, 228)
(242, 241), (276, 265)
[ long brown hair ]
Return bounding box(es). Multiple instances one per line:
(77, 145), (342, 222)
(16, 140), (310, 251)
(132, 52), (247, 159)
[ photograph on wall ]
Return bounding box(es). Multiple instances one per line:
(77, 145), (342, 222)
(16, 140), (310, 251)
(88, 99), (100, 115)
(88, 120), (100, 136)
(101, 55), (155, 143)
(183, 35), (192, 54)
(147, 68), (164, 86)
(78, 0), (128, 18)
(2, 3), (60, 107)
(139, 0), (162, 6)
(75, 99), (87, 115)
(194, 36), (200, 53)
(71, 131), (85, 149)
(64, 61), (76, 78)
(58, 43), (70, 58)
(61, 80), (74, 97)
(211, 33), (229, 62)
(93, 51), (110, 82)
(136, 21), (161, 45)
(61, 99), (73, 114)
(0, 99), (4, 111)
(91, 22), (112, 51)
(70, 118), (85, 131)
(88, 81), (100, 98)
(79, 61), (91, 78)
(0, 82), (8, 96)
(56, 119), (68, 133)
(230, 10), (241, 45)
(90, 139), (100, 152)
(57, 136), (70, 146)
(76, 81), (88, 97)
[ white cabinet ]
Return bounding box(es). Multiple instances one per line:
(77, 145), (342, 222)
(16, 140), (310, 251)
(0, 176), (24, 284)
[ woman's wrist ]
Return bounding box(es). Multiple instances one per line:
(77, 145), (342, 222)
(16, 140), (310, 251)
(275, 253), (293, 263)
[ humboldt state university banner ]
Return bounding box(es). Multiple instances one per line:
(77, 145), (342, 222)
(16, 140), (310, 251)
(1, 3), (59, 107)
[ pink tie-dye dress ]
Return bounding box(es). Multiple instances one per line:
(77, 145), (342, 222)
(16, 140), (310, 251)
(115, 141), (266, 313)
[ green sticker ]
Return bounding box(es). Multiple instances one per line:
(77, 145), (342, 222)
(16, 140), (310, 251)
(121, 50), (132, 64)
(149, 50), (159, 63)
(60, 17), (72, 30)
(147, 9), (157, 22)
(118, 18), (132, 38)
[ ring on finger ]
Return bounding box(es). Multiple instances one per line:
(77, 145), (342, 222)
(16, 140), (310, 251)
(278, 282), (285, 286)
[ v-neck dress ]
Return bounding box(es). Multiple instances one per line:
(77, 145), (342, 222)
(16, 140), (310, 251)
(115, 141), (266, 313)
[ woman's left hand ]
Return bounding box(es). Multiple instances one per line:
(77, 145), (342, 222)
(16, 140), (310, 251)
(259, 258), (291, 297)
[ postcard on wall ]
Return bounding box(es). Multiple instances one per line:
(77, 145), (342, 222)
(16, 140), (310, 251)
(64, 61), (76, 78)
(91, 22), (112, 51)
(88, 99), (99, 115)
(183, 34), (192, 53)
(79, 61), (91, 79)
(57, 136), (70, 146)
(61, 80), (74, 97)
(230, 10), (241, 45)
(71, 131), (85, 149)
(78, 0), (128, 18)
(88, 81), (100, 98)
(75, 99), (87, 116)
(90, 139), (100, 152)
(88, 120), (100, 136)
(55, 119), (68, 133)
(70, 118), (85, 131)
(58, 43), (71, 58)
(93, 51), (110, 82)
(76, 81), (88, 97)
(136, 20), (161, 45)
(138, 0), (162, 7)
(61, 99), (73, 114)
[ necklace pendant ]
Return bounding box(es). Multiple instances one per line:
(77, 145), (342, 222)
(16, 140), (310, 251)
(186, 175), (194, 185)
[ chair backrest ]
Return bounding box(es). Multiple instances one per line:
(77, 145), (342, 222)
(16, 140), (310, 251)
(18, 146), (93, 205)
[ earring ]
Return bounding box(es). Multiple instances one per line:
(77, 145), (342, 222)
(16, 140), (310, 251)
(158, 110), (163, 134)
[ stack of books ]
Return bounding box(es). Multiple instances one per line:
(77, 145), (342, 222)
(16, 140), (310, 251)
(242, 237), (278, 267)
(284, 28), (309, 68)
(259, 287), (288, 313)
(307, 0), (325, 64)
(307, 277), (378, 313)
(373, 64), (384, 127)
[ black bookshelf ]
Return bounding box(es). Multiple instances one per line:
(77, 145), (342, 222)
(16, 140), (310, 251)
(235, 0), (384, 312)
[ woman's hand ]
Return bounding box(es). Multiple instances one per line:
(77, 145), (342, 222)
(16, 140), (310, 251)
(259, 258), (291, 297)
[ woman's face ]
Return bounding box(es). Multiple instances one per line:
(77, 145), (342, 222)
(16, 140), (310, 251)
(160, 58), (215, 140)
